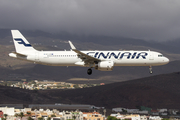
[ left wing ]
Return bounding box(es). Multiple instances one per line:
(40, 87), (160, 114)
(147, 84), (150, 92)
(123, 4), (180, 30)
(68, 41), (100, 63)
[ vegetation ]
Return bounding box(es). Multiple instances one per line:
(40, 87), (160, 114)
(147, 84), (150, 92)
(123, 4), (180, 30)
(47, 117), (51, 120)
(107, 116), (120, 120)
(27, 116), (34, 120)
(3, 114), (8, 120)
(162, 119), (170, 120)
(51, 114), (56, 117)
(38, 117), (43, 120)
(26, 112), (31, 116)
(14, 113), (19, 117)
(18, 112), (25, 120)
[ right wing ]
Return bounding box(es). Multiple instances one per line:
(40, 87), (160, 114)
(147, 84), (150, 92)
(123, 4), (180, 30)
(68, 41), (101, 64)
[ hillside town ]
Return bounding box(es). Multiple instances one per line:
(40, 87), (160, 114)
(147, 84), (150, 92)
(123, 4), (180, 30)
(0, 104), (180, 120)
(0, 80), (103, 90)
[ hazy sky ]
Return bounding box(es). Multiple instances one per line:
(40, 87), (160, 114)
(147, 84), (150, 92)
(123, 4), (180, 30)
(1, 0), (180, 41)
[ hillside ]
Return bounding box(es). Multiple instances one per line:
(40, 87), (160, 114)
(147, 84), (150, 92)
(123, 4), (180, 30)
(40, 72), (180, 109)
(1, 72), (180, 109)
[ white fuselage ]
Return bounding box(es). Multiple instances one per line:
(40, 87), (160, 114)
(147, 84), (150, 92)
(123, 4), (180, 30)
(9, 30), (170, 74)
(10, 50), (169, 67)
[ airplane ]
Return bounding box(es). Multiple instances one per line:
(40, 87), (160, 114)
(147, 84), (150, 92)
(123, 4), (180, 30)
(9, 30), (169, 75)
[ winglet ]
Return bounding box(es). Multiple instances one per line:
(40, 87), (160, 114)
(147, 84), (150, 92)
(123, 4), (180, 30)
(68, 41), (76, 50)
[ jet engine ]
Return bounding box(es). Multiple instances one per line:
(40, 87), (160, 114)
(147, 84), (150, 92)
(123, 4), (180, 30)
(95, 61), (114, 71)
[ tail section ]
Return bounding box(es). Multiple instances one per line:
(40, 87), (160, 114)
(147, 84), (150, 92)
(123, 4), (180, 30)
(11, 30), (37, 53)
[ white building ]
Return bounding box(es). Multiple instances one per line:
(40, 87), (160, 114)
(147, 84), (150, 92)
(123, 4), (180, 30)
(149, 116), (162, 120)
(157, 109), (167, 113)
(58, 111), (83, 120)
(127, 109), (139, 114)
(140, 115), (148, 120)
(124, 114), (140, 120)
(0, 107), (14, 116)
(116, 114), (140, 120)
(138, 110), (149, 114)
(112, 108), (124, 112)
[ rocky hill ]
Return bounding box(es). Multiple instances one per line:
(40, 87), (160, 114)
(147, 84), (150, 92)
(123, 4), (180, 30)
(1, 72), (180, 109)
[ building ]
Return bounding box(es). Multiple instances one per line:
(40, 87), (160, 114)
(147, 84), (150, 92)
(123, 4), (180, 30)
(29, 104), (96, 110)
(83, 112), (105, 120)
(0, 107), (14, 116)
(0, 111), (3, 118)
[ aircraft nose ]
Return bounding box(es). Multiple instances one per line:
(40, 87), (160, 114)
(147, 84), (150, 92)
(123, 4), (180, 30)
(164, 57), (169, 64)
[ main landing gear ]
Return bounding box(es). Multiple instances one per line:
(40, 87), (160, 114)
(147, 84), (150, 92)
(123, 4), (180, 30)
(149, 66), (153, 74)
(87, 68), (92, 75)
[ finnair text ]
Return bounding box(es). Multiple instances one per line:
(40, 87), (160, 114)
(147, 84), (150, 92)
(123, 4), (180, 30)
(87, 52), (148, 59)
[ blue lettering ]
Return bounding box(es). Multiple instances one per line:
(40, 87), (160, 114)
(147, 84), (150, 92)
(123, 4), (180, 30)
(94, 52), (99, 58)
(131, 52), (137, 59)
(120, 52), (131, 59)
(87, 51), (148, 59)
(98, 52), (109, 59)
(109, 52), (121, 59)
(136, 52), (148, 59)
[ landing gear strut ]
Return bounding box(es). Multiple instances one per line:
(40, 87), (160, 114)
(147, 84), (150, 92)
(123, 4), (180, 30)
(149, 66), (153, 74)
(87, 68), (92, 75)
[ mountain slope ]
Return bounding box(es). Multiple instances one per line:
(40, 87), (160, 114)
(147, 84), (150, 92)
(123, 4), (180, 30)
(1, 72), (180, 109)
(40, 72), (180, 109)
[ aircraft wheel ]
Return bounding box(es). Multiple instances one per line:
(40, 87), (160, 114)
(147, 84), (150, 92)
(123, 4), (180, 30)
(149, 66), (153, 74)
(87, 68), (92, 75)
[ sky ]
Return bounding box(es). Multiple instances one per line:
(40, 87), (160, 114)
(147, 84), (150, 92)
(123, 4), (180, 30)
(1, 0), (180, 41)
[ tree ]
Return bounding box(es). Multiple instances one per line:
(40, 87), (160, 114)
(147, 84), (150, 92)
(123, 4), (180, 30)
(27, 112), (31, 116)
(3, 114), (8, 120)
(14, 113), (19, 117)
(107, 116), (119, 120)
(18, 112), (25, 120)
(27, 116), (34, 120)
(38, 117), (44, 120)
(47, 117), (51, 120)
(51, 114), (56, 117)
(72, 115), (77, 120)
(162, 119), (169, 120)
(72, 113), (78, 120)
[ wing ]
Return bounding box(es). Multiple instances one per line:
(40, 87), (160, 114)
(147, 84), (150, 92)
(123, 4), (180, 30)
(68, 41), (101, 64)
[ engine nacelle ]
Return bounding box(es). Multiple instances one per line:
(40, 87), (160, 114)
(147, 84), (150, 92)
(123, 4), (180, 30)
(95, 61), (114, 71)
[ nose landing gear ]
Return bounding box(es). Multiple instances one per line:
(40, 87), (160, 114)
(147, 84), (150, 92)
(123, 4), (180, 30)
(87, 68), (92, 75)
(149, 66), (153, 74)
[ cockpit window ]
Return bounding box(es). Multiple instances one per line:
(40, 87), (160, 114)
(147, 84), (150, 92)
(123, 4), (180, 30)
(158, 55), (163, 57)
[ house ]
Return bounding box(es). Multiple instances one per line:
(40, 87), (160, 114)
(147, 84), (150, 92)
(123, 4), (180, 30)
(124, 114), (140, 120)
(112, 107), (125, 112)
(149, 116), (162, 120)
(140, 115), (148, 120)
(83, 112), (105, 120)
(151, 110), (159, 116)
(0, 111), (3, 118)
(59, 111), (73, 120)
